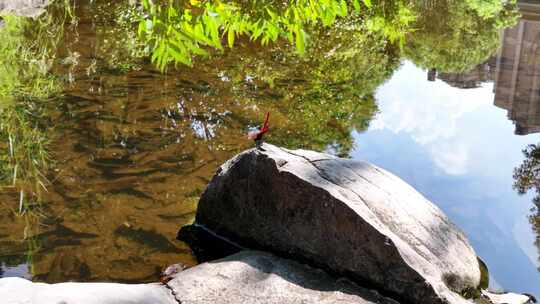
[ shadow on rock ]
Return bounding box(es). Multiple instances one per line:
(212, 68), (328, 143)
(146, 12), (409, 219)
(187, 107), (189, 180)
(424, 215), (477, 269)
(177, 224), (242, 263)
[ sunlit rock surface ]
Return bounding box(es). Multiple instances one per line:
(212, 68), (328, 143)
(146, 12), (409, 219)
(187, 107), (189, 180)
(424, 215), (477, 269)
(196, 143), (481, 304)
(0, 251), (399, 304)
(1, 251), (534, 304)
(0, 276), (175, 304)
(166, 250), (399, 304)
(480, 290), (534, 304)
(0, 0), (49, 17)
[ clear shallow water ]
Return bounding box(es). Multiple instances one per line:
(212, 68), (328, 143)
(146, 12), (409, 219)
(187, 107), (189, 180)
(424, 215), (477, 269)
(0, 0), (539, 298)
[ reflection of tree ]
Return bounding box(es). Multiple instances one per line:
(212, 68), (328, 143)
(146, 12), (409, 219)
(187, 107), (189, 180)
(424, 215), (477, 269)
(404, 0), (518, 73)
(0, 1), (150, 209)
(513, 144), (540, 270)
(0, 14), (61, 99)
(138, 0), (518, 74)
(532, 215), (540, 271)
(137, 0), (375, 70)
(0, 98), (52, 207)
(0, 7), (68, 208)
(217, 21), (399, 156)
(0, 0), (400, 281)
(0, 207), (42, 279)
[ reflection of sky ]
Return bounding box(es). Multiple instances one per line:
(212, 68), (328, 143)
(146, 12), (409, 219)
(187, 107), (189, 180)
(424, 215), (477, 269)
(1, 263), (30, 279)
(353, 61), (540, 296)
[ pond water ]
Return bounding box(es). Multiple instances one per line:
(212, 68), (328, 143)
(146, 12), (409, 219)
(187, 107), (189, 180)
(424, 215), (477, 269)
(1, 0), (539, 298)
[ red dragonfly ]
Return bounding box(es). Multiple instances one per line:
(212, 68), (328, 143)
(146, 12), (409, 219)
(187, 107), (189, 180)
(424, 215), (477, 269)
(247, 112), (270, 143)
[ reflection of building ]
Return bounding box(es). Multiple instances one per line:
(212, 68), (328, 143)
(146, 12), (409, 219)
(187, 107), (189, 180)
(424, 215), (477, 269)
(428, 2), (540, 135)
(493, 2), (540, 135)
(439, 59), (496, 89)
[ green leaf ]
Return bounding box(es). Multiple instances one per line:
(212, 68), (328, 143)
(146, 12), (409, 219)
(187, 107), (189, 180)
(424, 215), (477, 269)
(227, 28), (235, 48)
(138, 21), (146, 36)
(338, 1), (348, 16)
(295, 28), (306, 55)
(352, 0), (361, 11)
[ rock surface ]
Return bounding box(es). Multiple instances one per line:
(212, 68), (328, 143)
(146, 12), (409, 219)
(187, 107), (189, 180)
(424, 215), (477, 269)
(166, 250), (399, 304)
(0, 277), (176, 304)
(1, 250), (533, 304)
(480, 290), (534, 304)
(0, 0), (49, 17)
(196, 143), (481, 304)
(0, 251), (399, 304)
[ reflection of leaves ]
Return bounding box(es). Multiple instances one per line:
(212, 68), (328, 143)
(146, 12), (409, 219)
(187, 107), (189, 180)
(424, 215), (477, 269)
(218, 17), (400, 156)
(0, 211), (45, 279)
(0, 98), (52, 201)
(0, 3), (73, 209)
(89, 1), (149, 73)
(531, 215), (540, 271)
(138, 0), (375, 70)
(513, 144), (540, 201)
(0, 15), (61, 99)
(404, 0), (518, 73)
(513, 144), (540, 271)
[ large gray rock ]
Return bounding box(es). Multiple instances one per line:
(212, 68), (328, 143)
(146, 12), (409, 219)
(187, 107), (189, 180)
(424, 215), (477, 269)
(195, 144), (481, 304)
(0, 0), (49, 17)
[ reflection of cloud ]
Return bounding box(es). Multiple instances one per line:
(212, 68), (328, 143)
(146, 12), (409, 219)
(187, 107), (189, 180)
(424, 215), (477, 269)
(430, 143), (468, 175)
(372, 62), (494, 175)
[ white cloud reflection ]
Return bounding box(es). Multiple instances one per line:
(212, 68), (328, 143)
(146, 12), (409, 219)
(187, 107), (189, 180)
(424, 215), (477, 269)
(371, 61), (494, 175)
(353, 61), (540, 294)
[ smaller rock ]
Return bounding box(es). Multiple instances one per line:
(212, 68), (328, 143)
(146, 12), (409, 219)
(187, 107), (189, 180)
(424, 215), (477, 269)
(167, 250), (400, 304)
(480, 290), (536, 304)
(0, 277), (175, 304)
(160, 263), (189, 283)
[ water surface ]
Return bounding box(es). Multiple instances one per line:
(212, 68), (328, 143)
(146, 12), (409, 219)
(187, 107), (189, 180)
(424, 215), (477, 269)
(0, 0), (539, 297)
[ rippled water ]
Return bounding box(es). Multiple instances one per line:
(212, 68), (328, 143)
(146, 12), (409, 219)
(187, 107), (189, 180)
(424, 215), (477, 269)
(0, 0), (539, 297)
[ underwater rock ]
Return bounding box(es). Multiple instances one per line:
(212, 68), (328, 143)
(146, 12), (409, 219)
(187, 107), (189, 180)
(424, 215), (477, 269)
(195, 143), (481, 304)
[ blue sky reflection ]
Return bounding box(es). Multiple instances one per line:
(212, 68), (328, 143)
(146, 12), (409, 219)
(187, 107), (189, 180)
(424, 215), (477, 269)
(352, 61), (540, 296)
